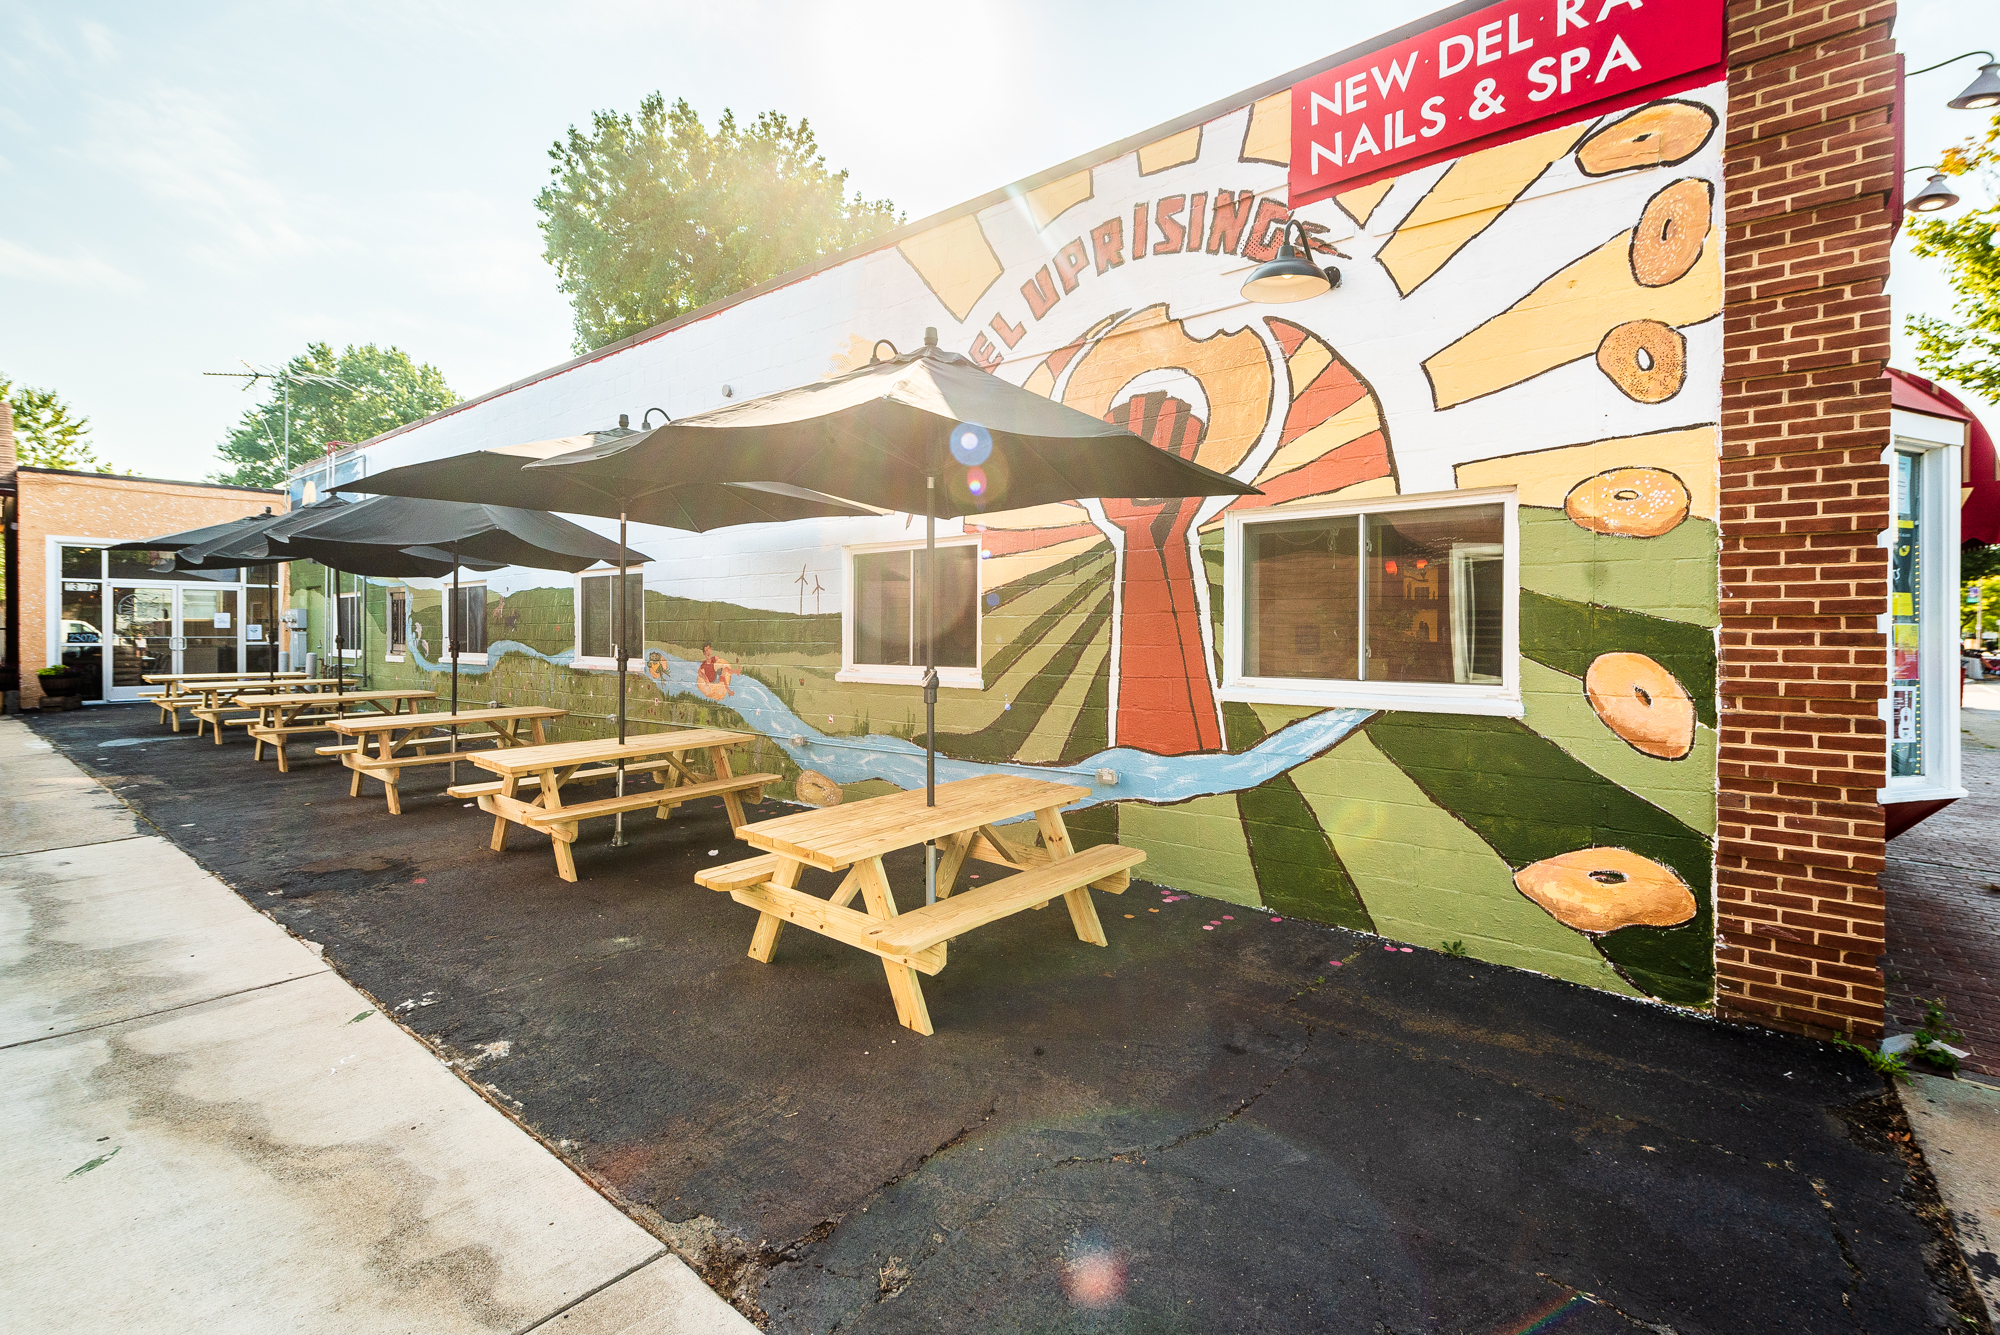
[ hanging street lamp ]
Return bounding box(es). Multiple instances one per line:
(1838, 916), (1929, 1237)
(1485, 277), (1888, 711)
(1240, 219), (1344, 304)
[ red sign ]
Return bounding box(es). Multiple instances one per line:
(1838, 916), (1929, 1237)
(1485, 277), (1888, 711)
(1289, 0), (1725, 207)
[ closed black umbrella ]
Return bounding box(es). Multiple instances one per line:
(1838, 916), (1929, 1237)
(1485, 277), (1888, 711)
(526, 331), (1258, 902)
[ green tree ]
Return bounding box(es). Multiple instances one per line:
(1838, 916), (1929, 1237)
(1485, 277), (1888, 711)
(211, 343), (457, 487)
(1, 374), (118, 472)
(1907, 120), (2000, 398)
(536, 95), (900, 354)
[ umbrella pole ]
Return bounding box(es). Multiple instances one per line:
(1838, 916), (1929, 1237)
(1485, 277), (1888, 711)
(925, 470), (937, 905)
(450, 548), (460, 786)
(268, 562), (277, 689)
(332, 566), (345, 703)
(612, 510), (628, 848)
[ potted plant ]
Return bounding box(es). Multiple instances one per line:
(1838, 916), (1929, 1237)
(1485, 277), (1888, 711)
(36, 664), (83, 709)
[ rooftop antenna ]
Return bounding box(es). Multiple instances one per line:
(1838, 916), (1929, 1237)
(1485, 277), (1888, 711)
(202, 361), (359, 478)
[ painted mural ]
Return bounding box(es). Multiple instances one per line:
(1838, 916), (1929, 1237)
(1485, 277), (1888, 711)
(327, 80), (1727, 1010)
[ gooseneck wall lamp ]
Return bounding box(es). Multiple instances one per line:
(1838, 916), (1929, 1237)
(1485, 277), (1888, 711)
(1906, 166), (1962, 214)
(1240, 219), (1343, 304)
(1908, 50), (2000, 110)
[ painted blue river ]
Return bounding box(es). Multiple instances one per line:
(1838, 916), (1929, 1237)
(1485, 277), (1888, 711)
(411, 642), (1368, 810)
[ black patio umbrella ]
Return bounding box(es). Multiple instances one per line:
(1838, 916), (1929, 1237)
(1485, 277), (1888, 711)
(113, 509), (286, 687)
(116, 504), (484, 692)
(343, 423), (879, 845)
(178, 498), (511, 707)
(340, 425), (875, 531)
(525, 331), (1259, 901)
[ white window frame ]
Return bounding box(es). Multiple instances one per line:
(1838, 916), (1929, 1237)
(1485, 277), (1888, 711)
(335, 585), (362, 660)
(1879, 411), (1965, 804)
(384, 586), (408, 663)
(837, 536), (984, 689)
(442, 578), (489, 666)
(1220, 486), (1522, 716)
(572, 568), (645, 670)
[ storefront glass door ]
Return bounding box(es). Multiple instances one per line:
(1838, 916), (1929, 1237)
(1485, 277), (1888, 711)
(110, 585), (175, 699)
(179, 587), (241, 677)
(102, 585), (244, 701)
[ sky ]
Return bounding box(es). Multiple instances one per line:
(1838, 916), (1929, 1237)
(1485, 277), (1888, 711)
(0, 0), (1992, 482)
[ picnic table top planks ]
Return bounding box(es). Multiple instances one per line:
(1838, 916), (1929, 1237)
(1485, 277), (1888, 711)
(143, 670), (307, 685)
(468, 728), (756, 777)
(187, 677), (346, 696)
(237, 688), (438, 709)
(328, 706), (568, 736)
(737, 773), (1091, 872)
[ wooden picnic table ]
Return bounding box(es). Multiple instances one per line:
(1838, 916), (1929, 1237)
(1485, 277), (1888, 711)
(181, 678), (348, 738)
(698, 774), (1145, 1035)
(139, 672), (314, 732)
(323, 706), (568, 814)
(238, 689), (437, 772)
(461, 728), (778, 883)
(143, 670), (308, 686)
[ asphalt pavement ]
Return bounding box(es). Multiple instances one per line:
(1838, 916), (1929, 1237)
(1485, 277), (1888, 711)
(21, 702), (1993, 1334)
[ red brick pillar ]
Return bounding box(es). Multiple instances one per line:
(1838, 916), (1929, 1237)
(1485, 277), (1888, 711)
(1716, 0), (1899, 1039)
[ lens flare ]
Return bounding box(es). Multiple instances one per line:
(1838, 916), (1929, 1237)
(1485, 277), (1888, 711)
(1061, 1245), (1125, 1309)
(950, 421), (993, 466)
(966, 466), (987, 497)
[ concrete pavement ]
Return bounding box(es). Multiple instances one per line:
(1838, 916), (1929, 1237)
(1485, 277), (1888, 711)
(1884, 687), (2000, 1080)
(1903, 1073), (2000, 1324)
(0, 716), (753, 1335)
(30, 702), (1995, 1333)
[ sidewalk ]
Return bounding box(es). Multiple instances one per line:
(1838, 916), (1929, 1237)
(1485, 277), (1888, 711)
(1903, 1073), (2000, 1324)
(1883, 687), (2000, 1082)
(0, 716), (753, 1335)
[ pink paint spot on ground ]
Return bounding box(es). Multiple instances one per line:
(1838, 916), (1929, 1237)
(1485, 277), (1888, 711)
(1330, 960), (1343, 966)
(1202, 925), (1214, 931)
(1222, 915), (1233, 920)
(414, 878), (426, 884)
(1271, 917), (1282, 922)
(1400, 947), (1413, 952)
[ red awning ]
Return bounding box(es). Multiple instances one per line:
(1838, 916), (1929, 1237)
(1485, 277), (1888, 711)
(1889, 368), (2000, 545)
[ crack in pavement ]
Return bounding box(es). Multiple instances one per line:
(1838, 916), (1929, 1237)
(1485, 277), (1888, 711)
(1808, 1176), (1866, 1317)
(1534, 1275), (1680, 1333)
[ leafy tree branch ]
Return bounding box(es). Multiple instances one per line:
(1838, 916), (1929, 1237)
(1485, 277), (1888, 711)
(536, 95), (900, 354)
(1, 374), (119, 472)
(1907, 112), (2000, 399)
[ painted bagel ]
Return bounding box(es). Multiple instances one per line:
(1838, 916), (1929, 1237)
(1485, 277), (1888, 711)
(1631, 179), (1712, 287)
(1584, 651), (1697, 759)
(1564, 467), (1691, 538)
(1595, 320), (1686, 403)
(794, 769), (843, 807)
(1577, 100), (1718, 176)
(1513, 848), (1697, 933)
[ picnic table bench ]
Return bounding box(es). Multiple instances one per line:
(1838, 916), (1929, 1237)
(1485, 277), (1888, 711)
(697, 774), (1145, 1035)
(459, 728), (777, 882)
(320, 706), (567, 814)
(235, 689), (437, 772)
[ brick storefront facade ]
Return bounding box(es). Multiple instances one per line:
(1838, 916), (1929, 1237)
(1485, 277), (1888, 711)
(1715, 0), (1899, 1039)
(11, 468), (284, 708)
